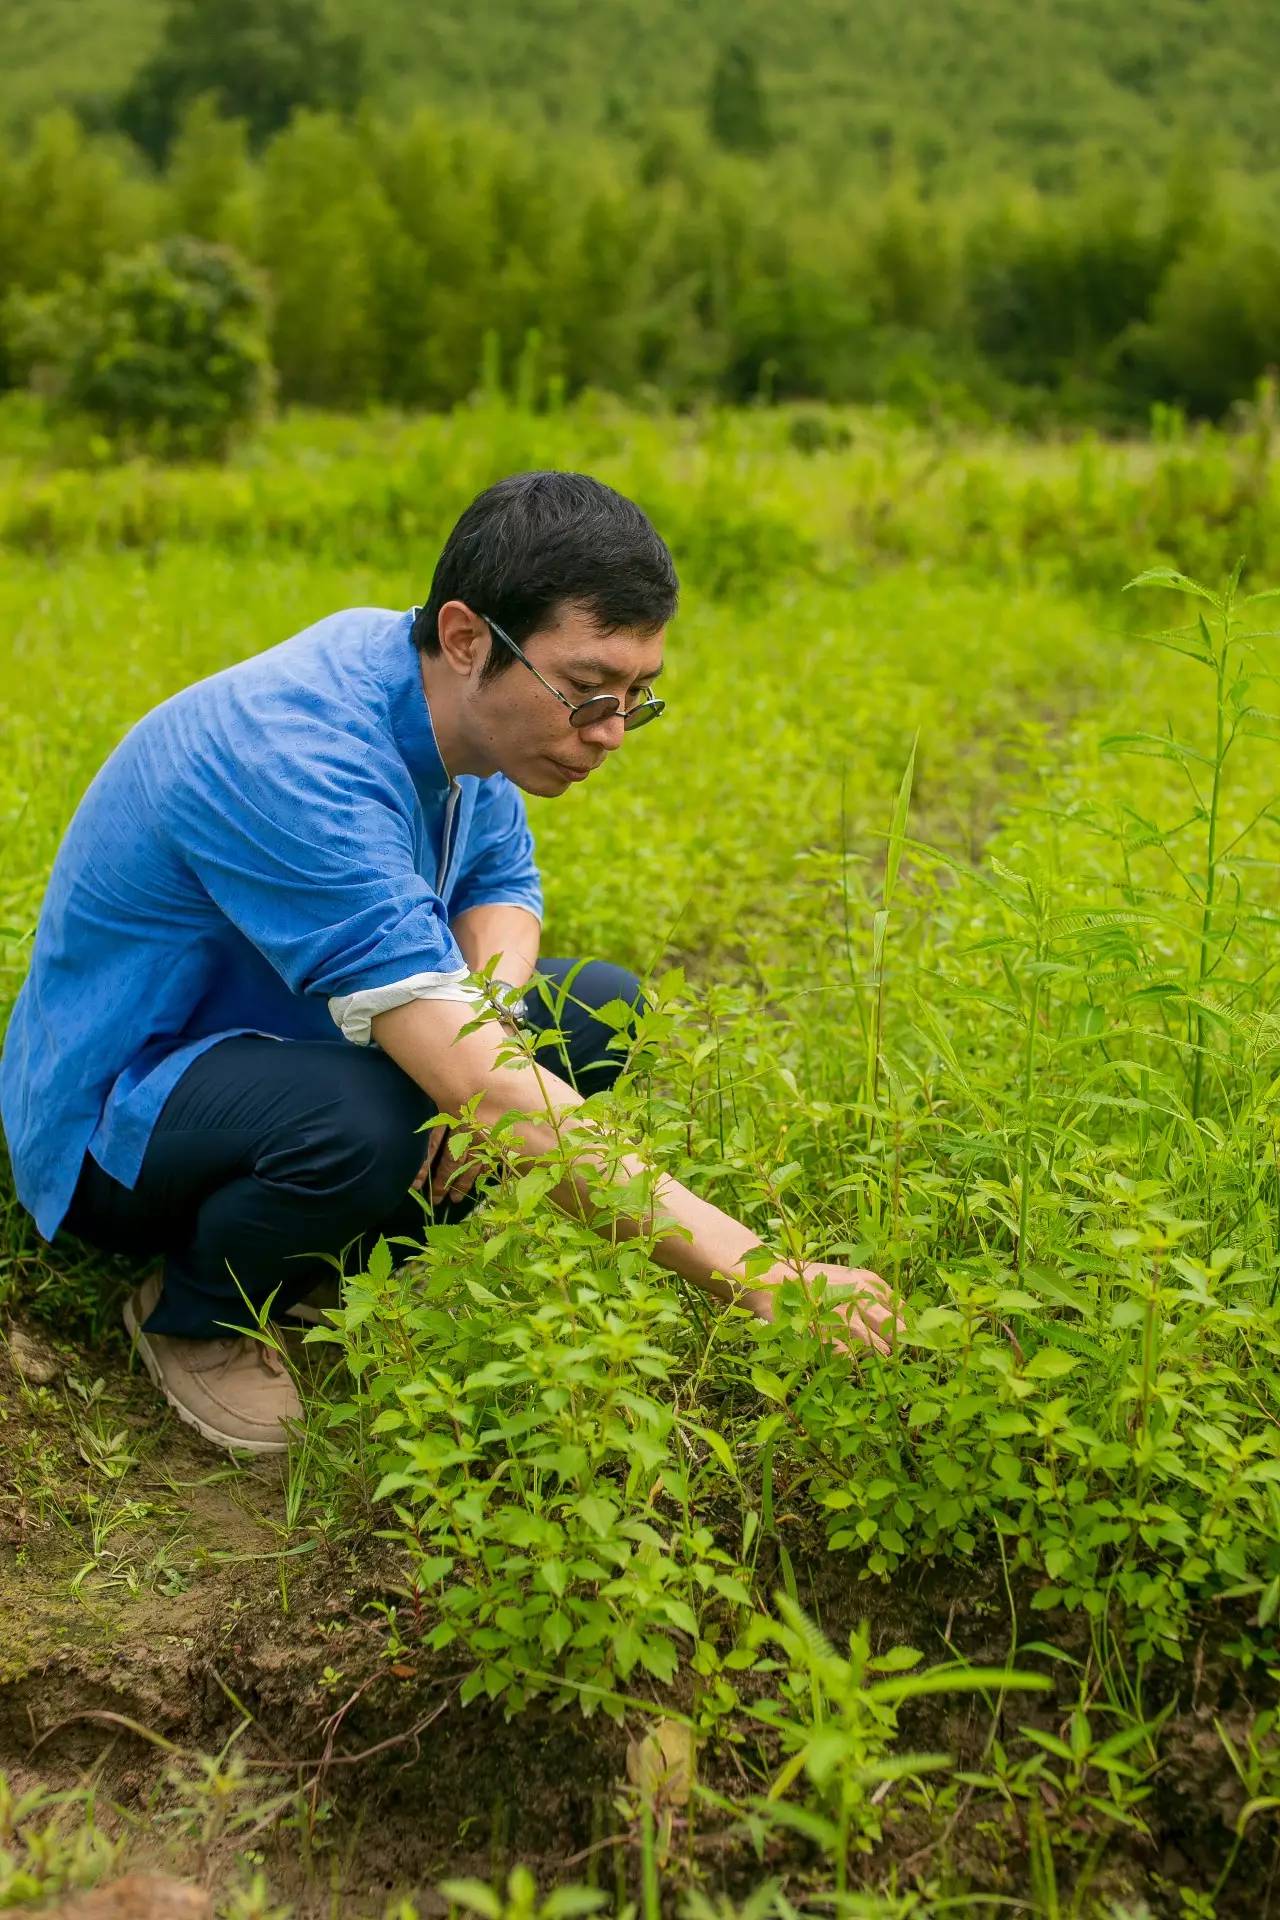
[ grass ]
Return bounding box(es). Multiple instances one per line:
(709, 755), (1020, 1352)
(1, 394), (1279, 1915)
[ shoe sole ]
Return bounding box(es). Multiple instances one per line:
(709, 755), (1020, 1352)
(123, 1295), (290, 1457)
(280, 1301), (329, 1327)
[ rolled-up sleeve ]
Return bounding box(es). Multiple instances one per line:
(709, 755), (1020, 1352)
(448, 774), (543, 922)
(171, 718), (468, 1005)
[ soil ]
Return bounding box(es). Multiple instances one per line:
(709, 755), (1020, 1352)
(3, 1315), (1278, 1918)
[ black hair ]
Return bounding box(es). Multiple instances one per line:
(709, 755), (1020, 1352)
(413, 470), (679, 684)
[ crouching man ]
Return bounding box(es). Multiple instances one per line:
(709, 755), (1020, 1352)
(0, 471), (898, 1454)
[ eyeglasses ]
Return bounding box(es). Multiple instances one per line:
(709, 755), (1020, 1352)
(480, 613), (666, 732)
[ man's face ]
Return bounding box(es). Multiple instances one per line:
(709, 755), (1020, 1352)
(468, 604), (667, 797)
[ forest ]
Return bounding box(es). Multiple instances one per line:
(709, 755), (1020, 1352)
(1, 0), (1279, 428)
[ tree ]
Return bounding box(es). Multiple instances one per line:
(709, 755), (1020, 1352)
(117, 0), (363, 160)
(706, 41), (773, 157)
(258, 114), (392, 406)
(8, 236), (272, 457)
(1143, 227), (1280, 415)
(166, 95), (256, 250)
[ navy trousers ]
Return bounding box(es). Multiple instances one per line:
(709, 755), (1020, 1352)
(64, 958), (643, 1338)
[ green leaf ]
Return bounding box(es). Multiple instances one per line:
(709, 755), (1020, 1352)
(1101, 729), (1214, 768)
(1123, 568), (1221, 608)
(614, 1620), (641, 1676)
(988, 1412), (1034, 1437)
(574, 1493), (618, 1538)
(437, 1880), (503, 1918)
(867, 1667), (1050, 1706)
(882, 732), (918, 909)
(661, 1598), (699, 1636)
(867, 1645), (923, 1673)
(542, 1890), (610, 1919)
(750, 1364), (788, 1404)
(688, 1421), (740, 1479)
(372, 1471), (419, 1503)
(1026, 1347), (1079, 1380)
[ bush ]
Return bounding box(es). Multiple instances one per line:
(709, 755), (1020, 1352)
(6, 235), (272, 458)
(1142, 227), (1280, 416)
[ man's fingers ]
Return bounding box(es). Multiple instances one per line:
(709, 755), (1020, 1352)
(430, 1137), (484, 1205)
(832, 1319), (892, 1359)
(835, 1306), (882, 1349)
(437, 1152), (483, 1198)
(844, 1267), (895, 1305)
(832, 1297), (899, 1356)
(860, 1297), (904, 1339)
(411, 1124), (449, 1195)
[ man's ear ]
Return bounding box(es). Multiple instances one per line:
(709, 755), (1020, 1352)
(436, 601), (489, 677)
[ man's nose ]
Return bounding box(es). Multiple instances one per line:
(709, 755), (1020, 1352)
(577, 710), (627, 752)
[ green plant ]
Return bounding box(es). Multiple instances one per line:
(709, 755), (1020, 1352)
(439, 1865), (608, 1920)
(321, 1204), (750, 1717)
(709, 1596), (1047, 1896)
(0, 1770), (122, 1905)
(3, 405), (1280, 1911)
(8, 235), (271, 457)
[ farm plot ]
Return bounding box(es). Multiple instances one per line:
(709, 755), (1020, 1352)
(1, 403), (1278, 1918)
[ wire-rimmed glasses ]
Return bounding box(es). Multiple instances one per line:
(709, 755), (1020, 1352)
(481, 613), (665, 731)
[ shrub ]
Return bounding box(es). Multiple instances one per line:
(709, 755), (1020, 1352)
(7, 235), (272, 459)
(1143, 228), (1280, 417)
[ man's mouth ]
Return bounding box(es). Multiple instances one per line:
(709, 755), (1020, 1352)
(550, 758), (596, 782)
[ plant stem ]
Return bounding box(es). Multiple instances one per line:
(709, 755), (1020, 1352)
(1192, 633), (1228, 1120)
(1017, 953), (1042, 1269)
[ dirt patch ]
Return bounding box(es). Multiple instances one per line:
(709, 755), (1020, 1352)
(0, 1321), (637, 1910)
(3, 1320), (1279, 1917)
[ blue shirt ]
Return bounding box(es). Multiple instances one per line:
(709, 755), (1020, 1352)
(0, 607), (543, 1239)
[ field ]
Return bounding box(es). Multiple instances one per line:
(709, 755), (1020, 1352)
(2, 394), (1280, 1917)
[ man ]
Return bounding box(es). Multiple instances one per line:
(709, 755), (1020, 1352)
(1, 471), (897, 1455)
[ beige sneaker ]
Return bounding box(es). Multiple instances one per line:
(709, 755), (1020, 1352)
(123, 1273), (302, 1455)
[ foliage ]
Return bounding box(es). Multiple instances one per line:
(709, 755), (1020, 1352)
(3, 403), (1280, 1909)
(1, 393), (1276, 595)
(0, 1771), (122, 1904)
(6, 234), (271, 457)
(706, 41), (773, 157)
(316, 1201), (752, 1718)
(0, 102), (1279, 423)
(719, 1599), (1045, 1883)
(4, 0), (1280, 197)
(1143, 225), (1280, 417)
(116, 0), (363, 160)
(437, 1866), (607, 1920)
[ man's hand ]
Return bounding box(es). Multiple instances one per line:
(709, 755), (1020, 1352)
(411, 1122), (486, 1208)
(745, 1261), (903, 1359)
(373, 996), (905, 1362)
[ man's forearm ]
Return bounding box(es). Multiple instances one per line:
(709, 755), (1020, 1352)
(514, 1106), (767, 1305)
(372, 995), (768, 1305)
(450, 903), (541, 992)
(373, 996), (897, 1351)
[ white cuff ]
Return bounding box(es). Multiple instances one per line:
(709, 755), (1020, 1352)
(452, 898), (543, 920)
(328, 967), (482, 1047)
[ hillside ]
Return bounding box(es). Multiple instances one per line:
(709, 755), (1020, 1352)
(3, 0), (1280, 186)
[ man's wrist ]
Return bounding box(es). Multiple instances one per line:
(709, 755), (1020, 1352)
(714, 1250), (787, 1319)
(489, 977), (530, 1027)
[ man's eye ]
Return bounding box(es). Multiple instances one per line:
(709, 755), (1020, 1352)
(571, 683), (600, 697)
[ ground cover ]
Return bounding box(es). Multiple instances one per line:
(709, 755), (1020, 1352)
(1, 399), (1278, 1916)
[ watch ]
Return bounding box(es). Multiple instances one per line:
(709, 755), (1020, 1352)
(489, 978), (530, 1027)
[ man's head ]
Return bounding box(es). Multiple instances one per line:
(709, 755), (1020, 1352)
(413, 471), (678, 795)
